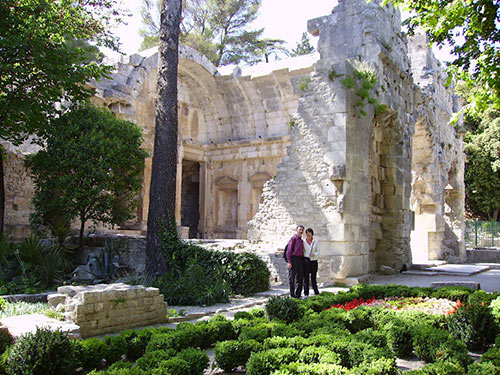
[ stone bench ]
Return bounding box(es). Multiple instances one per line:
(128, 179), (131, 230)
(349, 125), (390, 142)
(48, 283), (167, 338)
(430, 281), (481, 290)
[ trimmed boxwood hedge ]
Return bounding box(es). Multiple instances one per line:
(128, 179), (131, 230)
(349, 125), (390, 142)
(1, 283), (499, 375)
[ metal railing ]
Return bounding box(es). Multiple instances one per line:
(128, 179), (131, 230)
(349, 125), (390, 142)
(465, 220), (500, 249)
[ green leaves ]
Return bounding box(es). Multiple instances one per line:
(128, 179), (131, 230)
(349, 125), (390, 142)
(28, 103), (148, 241)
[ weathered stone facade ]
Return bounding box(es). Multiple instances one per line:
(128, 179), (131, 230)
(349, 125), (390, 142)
(3, 0), (465, 282)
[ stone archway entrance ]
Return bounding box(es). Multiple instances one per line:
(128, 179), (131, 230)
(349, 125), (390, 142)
(181, 160), (201, 238)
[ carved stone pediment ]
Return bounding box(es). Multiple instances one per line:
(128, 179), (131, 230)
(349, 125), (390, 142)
(248, 172), (272, 187)
(215, 175), (239, 190)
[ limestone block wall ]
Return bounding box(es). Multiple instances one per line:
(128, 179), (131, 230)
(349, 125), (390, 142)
(2, 141), (38, 239)
(248, 0), (462, 281)
(408, 33), (466, 262)
(48, 283), (167, 338)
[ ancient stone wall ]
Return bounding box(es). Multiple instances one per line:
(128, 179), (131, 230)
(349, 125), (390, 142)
(248, 0), (464, 282)
(48, 284), (167, 338)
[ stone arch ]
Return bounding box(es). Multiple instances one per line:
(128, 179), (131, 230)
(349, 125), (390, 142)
(369, 110), (412, 272)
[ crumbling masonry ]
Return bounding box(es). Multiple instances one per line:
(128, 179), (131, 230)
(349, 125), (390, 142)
(3, 0), (465, 282)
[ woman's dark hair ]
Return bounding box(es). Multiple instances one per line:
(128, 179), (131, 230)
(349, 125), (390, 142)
(305, 228), (314, 235)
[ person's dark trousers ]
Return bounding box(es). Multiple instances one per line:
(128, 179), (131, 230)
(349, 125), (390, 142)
(304, 258), (320, 296)
(288, 256), (304, 298)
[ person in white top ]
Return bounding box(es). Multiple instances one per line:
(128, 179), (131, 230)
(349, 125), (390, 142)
(303, 228), (320, 296)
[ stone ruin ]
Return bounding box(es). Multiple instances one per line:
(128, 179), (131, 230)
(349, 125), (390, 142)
(3, 0), (465, 283)
(48, 283), (167, 338)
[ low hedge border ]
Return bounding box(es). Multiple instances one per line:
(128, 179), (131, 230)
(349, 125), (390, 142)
(0, 284), (499, 375)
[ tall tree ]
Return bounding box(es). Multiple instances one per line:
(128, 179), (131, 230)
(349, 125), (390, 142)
(386, 0), (500, 112)
(28, 104), (147, 248)
(145, 0), (183, 278)
(464, 109), (500, 221)
(291, 32), (315, 57)
(0, 0), (124, 236)
(139, 0), (287, 66)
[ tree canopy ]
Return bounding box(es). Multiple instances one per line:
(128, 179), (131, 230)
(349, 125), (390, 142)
(291, 32), (315, 57)
(139, 0), (287, 66)
(0, 0), (125, 234)
(464, 109), (500, 221)
(28, 104), (148, 247)
(386, 0), (500, 113)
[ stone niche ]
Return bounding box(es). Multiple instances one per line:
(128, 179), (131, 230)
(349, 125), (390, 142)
(48, 283), (167, 338)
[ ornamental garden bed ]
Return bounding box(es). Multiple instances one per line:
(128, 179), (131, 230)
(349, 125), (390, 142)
(1, 284), (500, 375)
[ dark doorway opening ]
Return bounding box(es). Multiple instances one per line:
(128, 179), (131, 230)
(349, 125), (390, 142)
(181, 160), (200, 238)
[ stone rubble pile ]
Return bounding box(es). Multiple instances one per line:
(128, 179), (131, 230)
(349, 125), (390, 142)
(48, 283), (167, 338)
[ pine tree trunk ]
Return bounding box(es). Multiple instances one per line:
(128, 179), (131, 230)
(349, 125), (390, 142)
(145, 0), (182, 278)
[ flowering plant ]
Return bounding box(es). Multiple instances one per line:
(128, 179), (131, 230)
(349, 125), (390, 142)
(325, 296), (461, 315)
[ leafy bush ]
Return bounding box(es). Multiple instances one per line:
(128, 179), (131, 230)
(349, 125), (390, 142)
(214, 340), (259, 372)
(298, 346), (341, 365)
(383, 318), (414, 358)
(346, 307), (376, 332)
(447, 302), (499, 350)
(349, 357), (398, 375)
(262, 336), (309, 351)
(154, 224), (269, 305)
(154, 357), (191, 375)
(102, 335), (127, 365)
(265, 296), (303, 324)
(175, 348), (209, 375)
(234, 311), (253, 320)
(490, 295), (500, 319)
(0, 330), (13, 356)
(468, 361), (500, 375)
(412, 326), (460, 363)
(480, 346), (500, 367)
(134, 349), (176, 370)
(270, 323), (302, 338)
(431, 286), (474, 302)
(72, 337), (107, 371)
(4, 328), (76, 375)
(239, 323), (274, 342)
(352, 328), (389, 349)
(119, 329), (153, 361)
(0, 299), (5, 312)
(274, 361), (348, 375)
(404, 361), (465, 375)
(246, 347), (299, 375)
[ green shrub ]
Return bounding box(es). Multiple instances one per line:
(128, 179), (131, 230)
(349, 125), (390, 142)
(72, 337), (107, 371)
(412, 325), (453, 363)
(490, 295), (500, 319)
(352, 328), (389, 349)
(298, 346), (341, 365)
(307, 335), (351, 367)
(467, 361), (500, 375)
(404, 361), (465, 375)
(239, 323), (273, 342)
(467, 290), (497, 306)
(102, 335), (127, 365)
(349, 357), (398, 375)
(234, 311), (253, 320)
(154, 357), (190, 375)
(134, 349), (177, 370)
(0, 298), (5, 312)
(0, 330), (13, 356)
(383, 318), (414, 358)
(262, 336), (309, 351)
(214, 340), (260, 372)
(274, 361), (348, 375)
(447, 302), (499, 350)
(345, 341), (393, 368)
(346, 307), (376, 332)
(431, 286), (474, 302)
(270, 323), (302, 338)
(249, 307), (266, 318)
(232, 317), (268, 336)
(5, 328), (76, 375)
(176, 348), (209, 375)
(480, 346), (500, 367)
(203, 315), (237, 343)
(246, 348), (299, 375)
(119, 329), (153, 361)
(266, 296), (303, 324)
